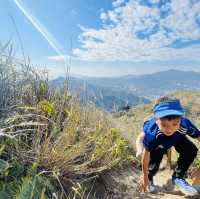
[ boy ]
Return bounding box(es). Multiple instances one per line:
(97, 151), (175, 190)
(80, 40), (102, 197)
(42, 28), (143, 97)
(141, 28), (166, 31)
(141, 97), (200, 196)
(136, 132), (172, 168)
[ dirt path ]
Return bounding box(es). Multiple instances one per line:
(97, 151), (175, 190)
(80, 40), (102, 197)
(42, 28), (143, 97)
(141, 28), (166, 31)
(104, 164), (200, 199)
(153, 168), (188, 199)
(142, 168), (200, 199)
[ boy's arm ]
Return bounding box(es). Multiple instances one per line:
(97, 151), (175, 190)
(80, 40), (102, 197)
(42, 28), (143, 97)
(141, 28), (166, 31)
(136, 132), (145, 158)
(197, 137), (200, 142)
(141, 148), (150, 192)
(166, 149), (172, 168)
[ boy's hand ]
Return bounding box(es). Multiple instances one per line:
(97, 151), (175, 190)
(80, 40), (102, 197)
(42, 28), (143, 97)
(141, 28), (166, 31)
(141, 148), (150, 192)
(166, 148), (172, 169)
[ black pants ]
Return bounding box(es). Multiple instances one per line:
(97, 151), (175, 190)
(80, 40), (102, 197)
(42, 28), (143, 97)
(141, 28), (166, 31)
(148, 135), (198, 181)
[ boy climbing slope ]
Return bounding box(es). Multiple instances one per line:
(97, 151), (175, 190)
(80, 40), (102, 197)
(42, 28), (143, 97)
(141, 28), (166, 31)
(141, 97), (200, 196)
(136, 131), (172, 168)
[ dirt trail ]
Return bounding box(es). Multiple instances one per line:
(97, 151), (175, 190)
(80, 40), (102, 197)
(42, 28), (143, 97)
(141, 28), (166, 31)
(104, 164), (200, 199)
(117, 166), (200, 199)
(153, 168), (193, 199)
(141, 167), (200, 199)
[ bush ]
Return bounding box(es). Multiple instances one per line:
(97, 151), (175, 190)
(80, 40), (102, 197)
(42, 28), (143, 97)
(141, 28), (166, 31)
(0, 43), (134, 198)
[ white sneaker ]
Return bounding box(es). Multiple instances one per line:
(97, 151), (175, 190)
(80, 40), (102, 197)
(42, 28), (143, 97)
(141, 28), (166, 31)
(147, 180), (156, 193)
(173, 177), (198, 196)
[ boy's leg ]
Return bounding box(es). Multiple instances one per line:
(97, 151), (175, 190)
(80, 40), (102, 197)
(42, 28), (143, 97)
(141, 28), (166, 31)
(166, 149), (172, 169)
(148, 146), (167, 181)
(172, 135), (198, 179)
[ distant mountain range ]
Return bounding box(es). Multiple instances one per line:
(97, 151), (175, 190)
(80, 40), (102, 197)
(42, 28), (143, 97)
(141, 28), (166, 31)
(51, 69), (200, 112)
(51, 77), (150, 112)
(81, 69), (200, 98)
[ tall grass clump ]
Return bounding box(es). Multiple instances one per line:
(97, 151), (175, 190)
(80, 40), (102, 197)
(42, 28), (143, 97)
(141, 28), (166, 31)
(0, 43), (134, 198)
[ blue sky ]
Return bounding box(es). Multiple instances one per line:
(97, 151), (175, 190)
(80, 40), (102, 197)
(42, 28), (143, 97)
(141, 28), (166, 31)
(1, 0), (200, 78)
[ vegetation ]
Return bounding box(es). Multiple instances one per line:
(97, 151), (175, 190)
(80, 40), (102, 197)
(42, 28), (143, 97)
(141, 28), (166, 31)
(0, 44), (134, 199)
(2, 41), (200, 198)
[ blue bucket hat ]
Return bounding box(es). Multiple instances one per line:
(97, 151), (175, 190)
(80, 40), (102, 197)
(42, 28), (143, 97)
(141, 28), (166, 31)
(153, 99), (184, 118)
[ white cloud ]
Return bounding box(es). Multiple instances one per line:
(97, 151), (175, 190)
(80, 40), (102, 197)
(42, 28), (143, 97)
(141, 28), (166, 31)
(112, 0), (126, 7)
(100, 12), (108, 21)
(48, 55), (67, 61)
(73, 0), (200, 62)
(148, 0), (160, 4)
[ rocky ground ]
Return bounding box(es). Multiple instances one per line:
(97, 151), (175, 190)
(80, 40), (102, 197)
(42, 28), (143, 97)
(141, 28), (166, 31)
(102, 162), (200, 199)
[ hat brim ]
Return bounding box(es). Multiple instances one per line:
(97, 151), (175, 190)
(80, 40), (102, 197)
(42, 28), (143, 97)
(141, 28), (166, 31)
(154, 110), (183, 118)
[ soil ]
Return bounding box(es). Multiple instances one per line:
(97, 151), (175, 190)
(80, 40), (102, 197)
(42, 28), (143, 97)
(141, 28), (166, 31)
(101, 165), (200, 199)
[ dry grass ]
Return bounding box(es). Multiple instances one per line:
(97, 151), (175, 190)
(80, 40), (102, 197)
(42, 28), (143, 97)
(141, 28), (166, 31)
(0, 43), (134, 198)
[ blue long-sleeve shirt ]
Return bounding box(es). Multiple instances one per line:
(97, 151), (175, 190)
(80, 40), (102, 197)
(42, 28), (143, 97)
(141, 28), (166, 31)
(143, 117), (200, 151)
